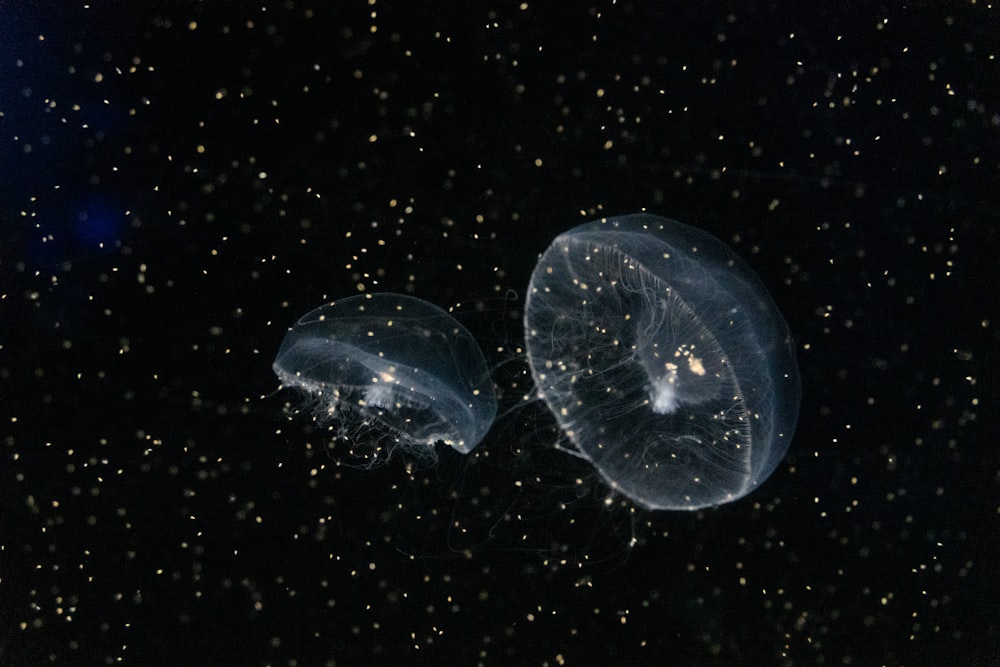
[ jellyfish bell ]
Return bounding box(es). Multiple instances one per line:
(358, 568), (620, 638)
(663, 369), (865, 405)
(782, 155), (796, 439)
(524, 214), (801, 510)
(273, 293), (498, 463)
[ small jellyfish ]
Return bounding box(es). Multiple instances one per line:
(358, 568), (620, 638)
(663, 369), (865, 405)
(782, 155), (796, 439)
(274, 293), (497, 457)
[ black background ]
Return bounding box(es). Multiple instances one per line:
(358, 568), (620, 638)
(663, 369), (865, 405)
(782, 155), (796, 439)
(2, 2), (997, 665)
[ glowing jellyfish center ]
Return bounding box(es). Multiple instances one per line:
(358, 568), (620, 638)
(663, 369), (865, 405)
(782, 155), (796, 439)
(363, 371), (398, 409)
(650, 367), (680, 414)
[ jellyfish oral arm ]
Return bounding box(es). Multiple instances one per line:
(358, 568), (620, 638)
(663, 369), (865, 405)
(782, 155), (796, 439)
(362, 382), (395, 409)
(649, 373), (680, 414)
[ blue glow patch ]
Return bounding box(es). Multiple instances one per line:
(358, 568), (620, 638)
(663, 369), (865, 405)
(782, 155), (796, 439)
(75, 198), (123, 247)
